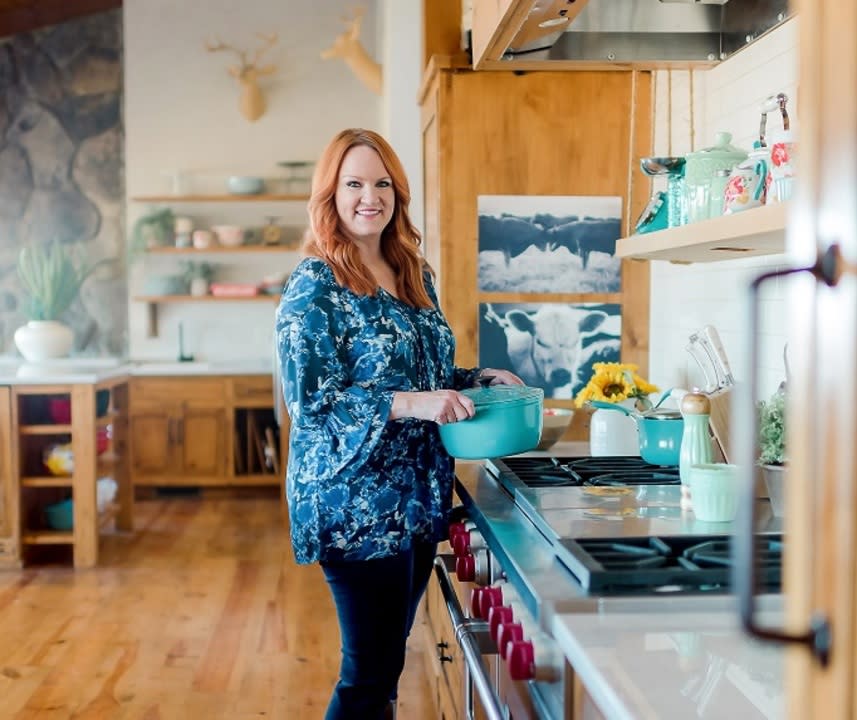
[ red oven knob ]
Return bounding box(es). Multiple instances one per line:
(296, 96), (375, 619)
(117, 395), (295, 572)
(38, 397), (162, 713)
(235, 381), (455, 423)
(451, 531), (470, 556)
(487, 605), (513, 644)
(470, 587), (485, 618)
(496, 622), (524, 660)
(507, 640), (535, 681)
(479, 586), (503, 619)
(448, 522), (467, 543)
(456, 554), (475, 582)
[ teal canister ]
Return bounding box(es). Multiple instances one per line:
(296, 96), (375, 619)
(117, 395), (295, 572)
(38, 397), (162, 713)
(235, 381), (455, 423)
(679, 392), (713, 510)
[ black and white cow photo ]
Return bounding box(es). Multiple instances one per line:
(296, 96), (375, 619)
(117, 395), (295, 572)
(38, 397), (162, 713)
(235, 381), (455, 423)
(477, 195), (622, 293)
(479, 302), (622, 400)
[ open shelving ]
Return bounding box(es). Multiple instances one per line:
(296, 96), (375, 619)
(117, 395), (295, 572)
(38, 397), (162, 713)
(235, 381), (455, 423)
(615, 202), (788, 264)
(131, 193), (310, 203)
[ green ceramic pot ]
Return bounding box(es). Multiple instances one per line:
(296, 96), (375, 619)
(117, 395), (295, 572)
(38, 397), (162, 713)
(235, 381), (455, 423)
(438, 383), (544, 459)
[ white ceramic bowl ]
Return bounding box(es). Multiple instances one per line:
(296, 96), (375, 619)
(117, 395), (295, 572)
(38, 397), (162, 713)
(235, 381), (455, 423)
(536, 408), (574, 450)
(211, 225), (244, 247)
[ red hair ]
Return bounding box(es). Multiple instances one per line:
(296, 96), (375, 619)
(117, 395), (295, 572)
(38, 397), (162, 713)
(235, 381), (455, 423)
(302, 128), (434, 309)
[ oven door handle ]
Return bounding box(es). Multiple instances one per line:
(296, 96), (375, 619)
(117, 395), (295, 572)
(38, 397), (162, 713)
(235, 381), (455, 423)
(433, 556), (505, 720)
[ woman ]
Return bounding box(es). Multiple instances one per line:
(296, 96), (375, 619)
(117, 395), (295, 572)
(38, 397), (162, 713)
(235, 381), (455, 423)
(276, 128), (522, 720)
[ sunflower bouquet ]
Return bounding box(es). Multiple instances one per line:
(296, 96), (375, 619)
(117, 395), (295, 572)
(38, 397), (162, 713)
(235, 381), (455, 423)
(574, 362), (660, 410)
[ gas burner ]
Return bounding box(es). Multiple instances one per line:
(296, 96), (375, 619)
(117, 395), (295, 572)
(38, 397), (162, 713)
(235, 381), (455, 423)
(556, 535), (783, 594)
(487, 455), (681, 490)
(588, 469), (680, 486)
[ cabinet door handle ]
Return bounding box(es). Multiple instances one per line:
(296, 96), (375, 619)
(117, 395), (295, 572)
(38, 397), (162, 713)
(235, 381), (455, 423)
(167, 418), (175, 445)
(735, 250), (838, 666)
(177, 418), (184, 443)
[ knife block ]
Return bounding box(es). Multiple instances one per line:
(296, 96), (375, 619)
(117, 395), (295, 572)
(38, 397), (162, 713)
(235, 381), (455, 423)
(707, 387), (770, 498)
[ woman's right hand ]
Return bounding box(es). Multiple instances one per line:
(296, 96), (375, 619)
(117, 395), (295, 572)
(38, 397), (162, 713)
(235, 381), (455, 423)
(390, 390), (475, 425)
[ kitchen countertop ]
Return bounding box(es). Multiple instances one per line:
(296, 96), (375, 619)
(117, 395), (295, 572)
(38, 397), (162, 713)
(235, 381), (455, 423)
(0, 357), (273, 383)
(552, 606), (784, 719)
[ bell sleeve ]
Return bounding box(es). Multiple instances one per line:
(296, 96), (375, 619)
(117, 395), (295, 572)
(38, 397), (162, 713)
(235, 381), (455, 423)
(277, 265), (394, 476)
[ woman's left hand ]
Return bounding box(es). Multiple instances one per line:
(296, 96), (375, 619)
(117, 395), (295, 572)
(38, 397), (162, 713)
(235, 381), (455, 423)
(476, 368), (525, 386)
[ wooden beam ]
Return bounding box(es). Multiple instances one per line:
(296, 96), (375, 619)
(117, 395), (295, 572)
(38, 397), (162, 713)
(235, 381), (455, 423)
(422, 0), (462, 70)
(0, 0), (121, 38)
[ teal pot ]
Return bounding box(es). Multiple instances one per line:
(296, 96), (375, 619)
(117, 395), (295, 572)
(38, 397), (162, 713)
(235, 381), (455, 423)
(439, 382), (544, 460)
(590, 402), (684, 466)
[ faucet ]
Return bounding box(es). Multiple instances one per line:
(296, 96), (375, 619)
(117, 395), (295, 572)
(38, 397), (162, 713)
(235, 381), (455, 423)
(177, 322), (195, 363)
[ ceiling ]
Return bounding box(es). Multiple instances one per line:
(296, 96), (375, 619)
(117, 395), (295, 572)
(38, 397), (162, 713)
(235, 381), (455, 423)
(0, 0), (121, 38)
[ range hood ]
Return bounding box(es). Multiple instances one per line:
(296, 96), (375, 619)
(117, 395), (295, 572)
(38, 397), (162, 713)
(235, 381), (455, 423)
(471, 0), (793, 68)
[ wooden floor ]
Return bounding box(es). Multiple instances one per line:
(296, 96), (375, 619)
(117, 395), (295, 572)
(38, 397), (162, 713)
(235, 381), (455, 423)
(0, 495), (435, 719)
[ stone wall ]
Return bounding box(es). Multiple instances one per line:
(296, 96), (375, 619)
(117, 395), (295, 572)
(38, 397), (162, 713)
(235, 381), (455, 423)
(0, 10), (126, 357)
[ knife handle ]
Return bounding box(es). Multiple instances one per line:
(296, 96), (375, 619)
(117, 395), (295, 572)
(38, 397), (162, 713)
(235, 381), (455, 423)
(701, 325), (735, 385)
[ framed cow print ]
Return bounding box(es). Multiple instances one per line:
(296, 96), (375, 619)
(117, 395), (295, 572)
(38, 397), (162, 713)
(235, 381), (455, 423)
(479, 302), (622, 400)
(476, 195), (622, 293)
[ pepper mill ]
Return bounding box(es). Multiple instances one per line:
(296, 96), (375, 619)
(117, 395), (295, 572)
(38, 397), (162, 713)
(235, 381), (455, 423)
(679, 392), (713, 511)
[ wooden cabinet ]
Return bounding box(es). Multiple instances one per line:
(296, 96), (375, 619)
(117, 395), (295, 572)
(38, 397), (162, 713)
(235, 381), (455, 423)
(129, 375), (286, 487)
(420, 548), (467, 720)
(419, 57), (653, 439)
(0, 387), (16, 568)
(7, 377), (132, 569)
(130, 378), (227, 483)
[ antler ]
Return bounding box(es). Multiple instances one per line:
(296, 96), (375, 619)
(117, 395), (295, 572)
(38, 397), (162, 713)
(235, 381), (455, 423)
(251, 32), (278, 67)
(205, 37), (248, 67)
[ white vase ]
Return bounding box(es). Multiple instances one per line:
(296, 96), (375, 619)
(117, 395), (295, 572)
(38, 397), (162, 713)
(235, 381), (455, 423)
(14, 321), (74, 362)
(190, 277), (210, 296)
(762, 464), (786, 517)
(589, 399), (640, 457)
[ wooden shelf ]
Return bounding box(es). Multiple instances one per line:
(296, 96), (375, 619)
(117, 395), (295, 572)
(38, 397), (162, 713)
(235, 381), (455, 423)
(133, 295), (277, 303)
(131, 193), (309, 203)
(20, 476), (72, 488)
(145, 245), (299, 254)
(134, 294), (277, 338)
(22, 530), (73, 545)
(616, 202), (788, 263)
(20, 424), (72, 435)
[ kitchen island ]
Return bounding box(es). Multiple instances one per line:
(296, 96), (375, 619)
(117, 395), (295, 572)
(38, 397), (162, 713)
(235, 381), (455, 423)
(429, 446), (785, 719)
(0, 359), (133, 569)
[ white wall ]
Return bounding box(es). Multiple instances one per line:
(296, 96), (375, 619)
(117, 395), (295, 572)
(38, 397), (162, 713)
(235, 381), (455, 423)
(124, 0), (384, 362)
(649, 19), (799, 400)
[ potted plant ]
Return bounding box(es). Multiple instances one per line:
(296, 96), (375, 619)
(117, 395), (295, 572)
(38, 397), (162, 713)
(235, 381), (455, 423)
(14, 241), (107, 361)
(131, 207), (175, 256)
(758, 388), (787, 517)
(181, 260), (216, 296)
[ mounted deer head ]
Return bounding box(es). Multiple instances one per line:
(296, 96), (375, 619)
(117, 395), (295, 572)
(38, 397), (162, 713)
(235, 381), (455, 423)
(205, 32), (279, 122)
(321, 6), (382, 96)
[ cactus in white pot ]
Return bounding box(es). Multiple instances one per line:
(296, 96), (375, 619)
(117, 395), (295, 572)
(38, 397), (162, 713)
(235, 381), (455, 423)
(14, 241), (109, 361)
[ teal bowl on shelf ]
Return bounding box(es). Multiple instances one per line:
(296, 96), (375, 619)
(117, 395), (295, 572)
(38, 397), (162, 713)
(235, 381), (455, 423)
(44, 498), (74, 531)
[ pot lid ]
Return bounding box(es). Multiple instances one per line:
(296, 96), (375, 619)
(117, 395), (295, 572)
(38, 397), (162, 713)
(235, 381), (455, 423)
(461, 383), (544, 409)
(641, 408), (683, 421)
(686, 131), (748, 162)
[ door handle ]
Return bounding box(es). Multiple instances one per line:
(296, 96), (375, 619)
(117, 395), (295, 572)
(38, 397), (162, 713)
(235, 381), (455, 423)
(734, 247), (840, 666)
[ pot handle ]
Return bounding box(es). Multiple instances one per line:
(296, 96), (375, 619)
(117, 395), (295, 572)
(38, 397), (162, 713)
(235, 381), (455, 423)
(589, 400), (632, 416)
(477, 375), (496, 388)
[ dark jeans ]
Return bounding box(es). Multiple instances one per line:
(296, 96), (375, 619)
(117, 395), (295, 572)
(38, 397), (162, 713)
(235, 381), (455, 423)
(320, 540), (437, 720)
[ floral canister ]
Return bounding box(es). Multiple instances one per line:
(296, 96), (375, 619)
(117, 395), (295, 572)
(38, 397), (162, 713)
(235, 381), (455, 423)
(684, 132), (748, 223)
(723, 142), (769, 214)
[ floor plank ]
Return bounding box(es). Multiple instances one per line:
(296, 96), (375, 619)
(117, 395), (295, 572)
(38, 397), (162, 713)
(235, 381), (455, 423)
(0, 497), (435, 719)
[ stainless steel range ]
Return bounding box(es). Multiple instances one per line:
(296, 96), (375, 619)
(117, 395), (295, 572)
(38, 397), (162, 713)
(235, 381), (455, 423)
(433, 452), (782, 720)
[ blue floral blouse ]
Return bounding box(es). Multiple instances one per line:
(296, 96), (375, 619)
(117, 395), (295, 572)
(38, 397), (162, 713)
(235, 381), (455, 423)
(276, 257), (479, 564)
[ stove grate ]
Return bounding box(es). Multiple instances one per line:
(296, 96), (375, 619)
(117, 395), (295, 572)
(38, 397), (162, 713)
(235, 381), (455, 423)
(556, 535), (783, 594)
